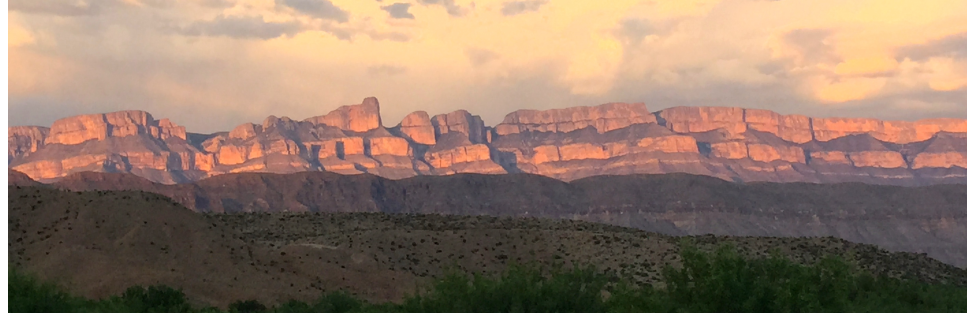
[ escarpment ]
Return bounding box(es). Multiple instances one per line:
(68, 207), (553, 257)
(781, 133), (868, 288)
(9, 97), (966, 185)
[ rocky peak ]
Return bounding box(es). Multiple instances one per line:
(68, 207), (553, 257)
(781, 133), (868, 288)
(304, 97), (383, 133)
(397, 111), (436, 145)
(655, 106), (967, 145)
(260, 116), (303, 135)
(229, 123), (262, 140)
(495, 102), (655, 135)
(655, 106), (747, 137)
(6, 97), (968, 186)
(743, 109), (813, 144)
(44, 110), (187, 146)
(155, 118), (187, 141)
(8, 126), (50, 162)
(431, 110), (488, 144)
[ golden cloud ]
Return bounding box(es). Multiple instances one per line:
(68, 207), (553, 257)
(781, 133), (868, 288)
(9, 21), (35, 47)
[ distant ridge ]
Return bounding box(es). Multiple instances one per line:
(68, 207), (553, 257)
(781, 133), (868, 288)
(8, 98), (966, 185)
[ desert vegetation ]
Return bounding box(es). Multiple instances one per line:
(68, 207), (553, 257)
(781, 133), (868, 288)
(10, 245), (964, 313)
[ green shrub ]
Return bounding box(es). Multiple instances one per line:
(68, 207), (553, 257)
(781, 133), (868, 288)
(9, 245), (966, 313)
(398, 263), (609, 313)
(310, 291), (364, 313)
(228, 300), (266, 313)
(116, 285), (192, 313)
(8, 269), (78, 313)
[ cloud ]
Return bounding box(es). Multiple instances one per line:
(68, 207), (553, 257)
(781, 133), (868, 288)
(778, 28), (839, 66)
(193, 0), (235, 8)
(9, 24), (37, 48)
(616, 18), (655, 46)
(9, 0), (112, 16)
(465, 48), (499, 66)
(833, 56), (899, 77)
(500, 0), (547, 16)
(313, 22), (412, 42)
(417, 0), (465, 16)
(275, 0), (350, 22)
(364, 30), (412, 42)
(367, 65), (408, 76)
(896, 33), (967, 61)
(7, 0), (967, 134)
(181, 15), (303, 40)
(381, 3), (415, 19)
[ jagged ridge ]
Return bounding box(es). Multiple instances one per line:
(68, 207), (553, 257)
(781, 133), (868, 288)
(8, 97), (967, 185)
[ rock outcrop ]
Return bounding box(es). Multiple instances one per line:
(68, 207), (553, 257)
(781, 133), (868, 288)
(7, 97), (967, 185)
(45, 110), (186, 145)
(9, 126), (49, 162)
(304, 97), (382, 133)
(495, 102), (656, 135)
(397, 111), (436, 145)
(431, 110), (489, 144)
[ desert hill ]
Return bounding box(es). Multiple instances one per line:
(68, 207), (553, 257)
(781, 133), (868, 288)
(8, 185), (965, 308)
(11, 169), (967, 268)
(8, 98), (966, 185)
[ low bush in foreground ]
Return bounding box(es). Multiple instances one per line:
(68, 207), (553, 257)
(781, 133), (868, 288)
(9, 245), (965, 313)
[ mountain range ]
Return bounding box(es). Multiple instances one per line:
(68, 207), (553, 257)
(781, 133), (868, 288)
(8, 97), (967, 185)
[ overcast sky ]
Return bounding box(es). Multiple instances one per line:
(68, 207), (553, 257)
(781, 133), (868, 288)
(9, 0), (967, 133)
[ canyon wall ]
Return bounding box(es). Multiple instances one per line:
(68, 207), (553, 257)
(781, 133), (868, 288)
(8, 97), (967, 185)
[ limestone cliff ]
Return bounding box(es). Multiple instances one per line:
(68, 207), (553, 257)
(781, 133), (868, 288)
(396, 111), (436, 145)
(431, 110), (489, 144)
(7, 97), (967, 185)
(9, 126), (49, 162)
(45, 110), (186, 145)
(303, 97), (382, 133)
(495, 102), (656, 135)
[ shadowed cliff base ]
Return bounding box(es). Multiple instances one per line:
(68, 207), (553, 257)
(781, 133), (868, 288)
(8, 185), (965, 308)
(11, 168), (966, 268)
(9, 98), (967, 186)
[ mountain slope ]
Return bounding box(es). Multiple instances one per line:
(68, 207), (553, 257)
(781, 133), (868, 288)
(9, 185), (965, 308)
(18, 169), (965, 268)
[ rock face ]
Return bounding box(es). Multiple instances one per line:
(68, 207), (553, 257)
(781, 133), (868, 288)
(304, 97), (382, 133)
(495, 102), (656, 135)
(9, 126), (49, 162)
(7, 97), (967, 185)
(45, 110), (186, 145)
(397, 111), (436, 145)
(431, 110), (489, 144)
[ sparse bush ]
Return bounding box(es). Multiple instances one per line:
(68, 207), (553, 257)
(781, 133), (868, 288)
(310, 291), (364, 313)
(117, 285), (192, 313)
(398, 262), (609, 313)
(228, 300), (266, 313)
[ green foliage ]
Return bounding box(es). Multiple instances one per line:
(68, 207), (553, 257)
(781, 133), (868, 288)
(228, 300), (266, 313)
(9, 246), (966, 313)
(309, 291), (364, 313)
(116, 285), (193, 313)
(398, 263), (608, 313)
(8, 269), (79, 313)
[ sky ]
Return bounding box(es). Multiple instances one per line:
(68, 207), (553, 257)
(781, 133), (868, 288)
(8, 0), (968, 133)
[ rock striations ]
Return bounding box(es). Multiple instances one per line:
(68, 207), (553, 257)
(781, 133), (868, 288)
(8, 97), (967, 185)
